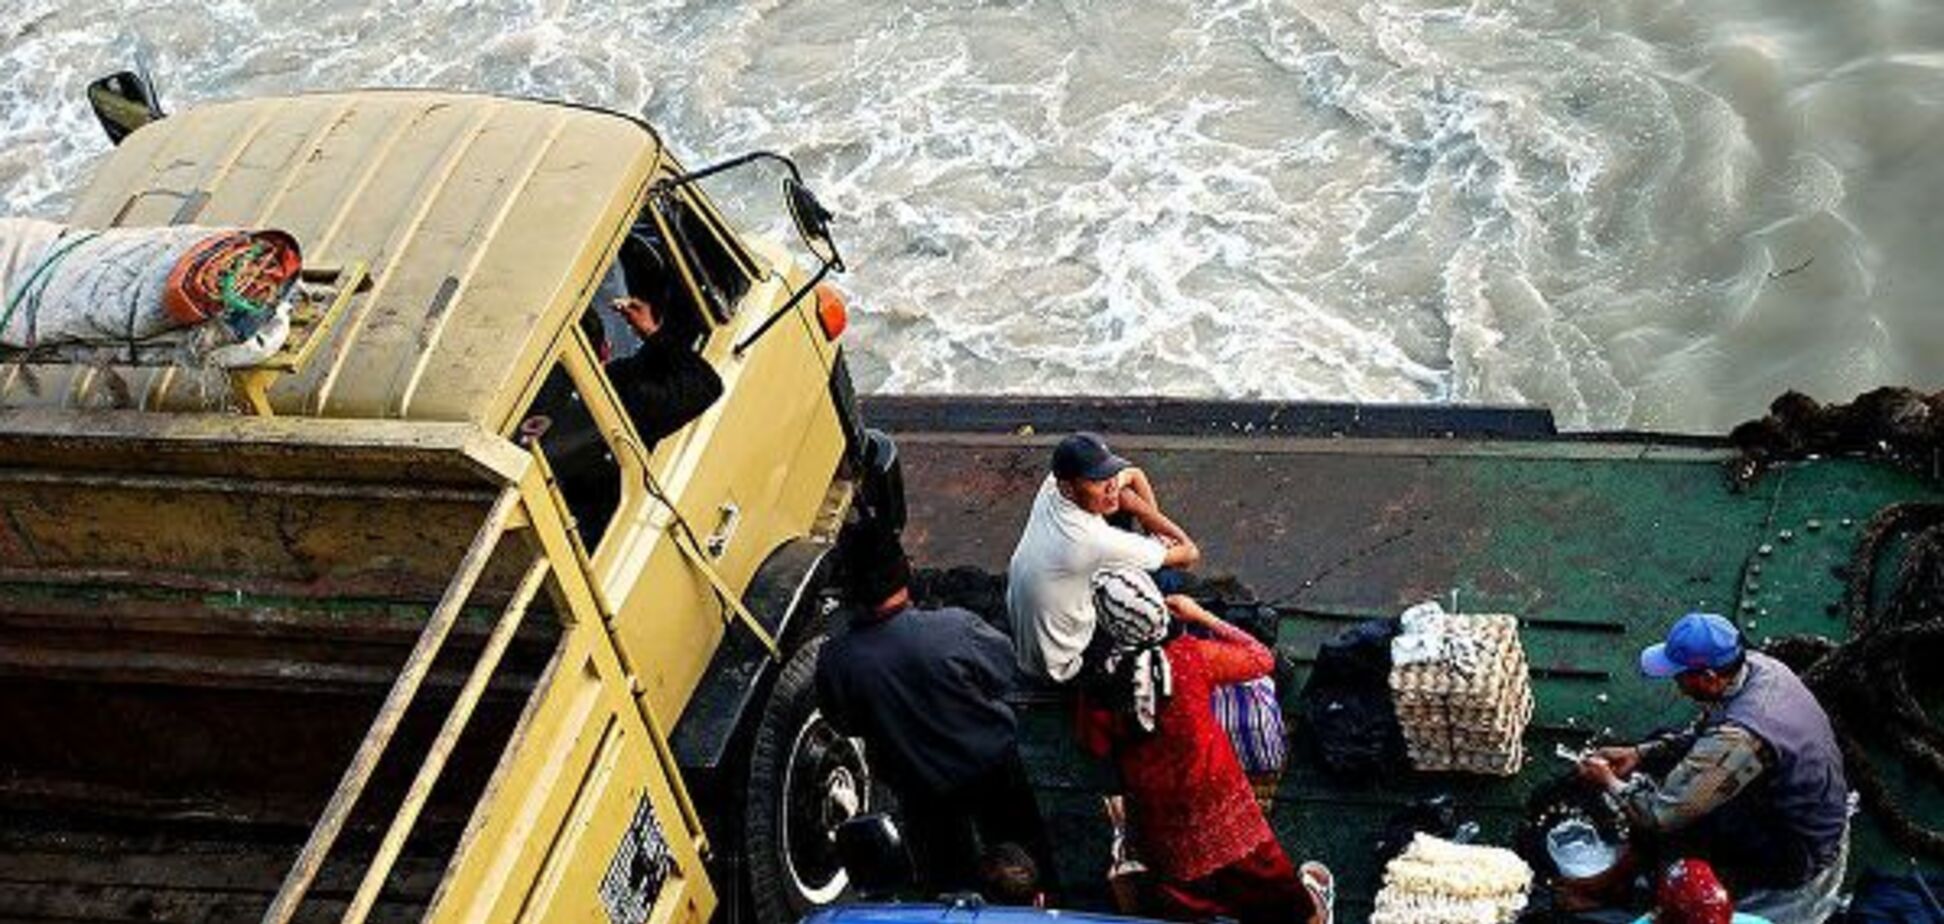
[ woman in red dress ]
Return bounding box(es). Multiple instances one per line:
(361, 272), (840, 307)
(1079, 568), (1332, 924)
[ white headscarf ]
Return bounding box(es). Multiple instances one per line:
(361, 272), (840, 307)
(1091, 568), (1175, 732)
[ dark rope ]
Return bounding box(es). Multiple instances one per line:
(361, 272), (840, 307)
(1771, 501), (1944, 860)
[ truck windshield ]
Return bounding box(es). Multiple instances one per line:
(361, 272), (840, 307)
(650, 189), (754, 325)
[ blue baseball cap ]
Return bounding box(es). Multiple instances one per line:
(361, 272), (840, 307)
(1639, 612), (1744, 678)
(1051, 432), (1129, 482)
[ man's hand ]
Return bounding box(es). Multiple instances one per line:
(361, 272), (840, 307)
(611, 296), (660, 339)
(1593, 746), (1642, 779)
(1576, 755), (1621, 791)
(1165, 595), (1218, 627)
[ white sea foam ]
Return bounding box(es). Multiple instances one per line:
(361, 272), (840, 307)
(1, 0), (1941, 431)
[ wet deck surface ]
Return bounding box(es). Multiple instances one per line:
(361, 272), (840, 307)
(869, 396), (1944, 918)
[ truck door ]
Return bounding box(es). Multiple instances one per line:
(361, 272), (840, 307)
(512, 225), (861, 924)
(585, 186), (850, 731)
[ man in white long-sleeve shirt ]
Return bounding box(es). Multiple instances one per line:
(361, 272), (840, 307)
(1005, 433), (1200, 681)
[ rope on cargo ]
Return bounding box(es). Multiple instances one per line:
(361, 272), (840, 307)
(1769, 501), (1944, 860)
(0, 230), (102, 350)
(214, 242), (276, 315)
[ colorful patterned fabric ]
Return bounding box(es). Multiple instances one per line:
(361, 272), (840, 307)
(1213, 676), (1287, 776)
(1091, 568), (1174, 732)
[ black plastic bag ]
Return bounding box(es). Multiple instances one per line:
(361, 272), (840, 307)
(1296, 617), (1406, 779)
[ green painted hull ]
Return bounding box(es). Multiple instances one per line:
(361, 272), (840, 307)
(874, 397), (1944, 918)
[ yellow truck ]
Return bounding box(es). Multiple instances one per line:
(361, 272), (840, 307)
(0, 76), (904, 924)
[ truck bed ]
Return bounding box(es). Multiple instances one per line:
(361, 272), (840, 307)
(0, 592), (560, 923)
(0, 421), (561, 923)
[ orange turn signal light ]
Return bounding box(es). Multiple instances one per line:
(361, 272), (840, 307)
(815, 283), (848, 341)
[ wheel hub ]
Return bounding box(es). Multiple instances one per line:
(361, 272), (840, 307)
(822, 766), (860, 829)
(780, 709), (872, 906)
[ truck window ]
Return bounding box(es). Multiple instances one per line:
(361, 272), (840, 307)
(602, 245), (726, 449)
(650, 190), (752, 326)
(519, 255), (724, 552)
(522, 351), (625, 550)
(617, 228), (710, 352)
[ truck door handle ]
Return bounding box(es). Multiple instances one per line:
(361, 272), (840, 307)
(705, 502), (741, 558)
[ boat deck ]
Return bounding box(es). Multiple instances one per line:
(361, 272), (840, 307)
(869, 396), (1944, 917)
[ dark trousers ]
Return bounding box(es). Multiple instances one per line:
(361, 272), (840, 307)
(1152, 838), (1314, 924)
(1669, 798), (1818, 892)
(899, 748), (1058, 897)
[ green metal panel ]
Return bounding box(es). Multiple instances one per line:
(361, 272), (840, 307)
(1272, 454), (1942, 916)
(893, 429), (1943, 917)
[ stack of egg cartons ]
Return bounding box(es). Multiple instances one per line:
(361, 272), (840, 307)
(1370, 833), (1533, 924)
(1389, 604), (1533, 775)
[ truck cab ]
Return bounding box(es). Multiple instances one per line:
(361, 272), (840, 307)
(0, 86), (893, 924)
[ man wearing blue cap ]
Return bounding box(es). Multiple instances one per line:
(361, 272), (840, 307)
(1577, 613), (1849, 923)
(1006, 432), (1201, 681)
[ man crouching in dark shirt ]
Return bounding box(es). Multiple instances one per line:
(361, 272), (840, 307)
(816, 527), (1056, 897)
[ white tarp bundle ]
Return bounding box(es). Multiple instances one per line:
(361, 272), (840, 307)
(1371, 833), (1533, 924)
(0, 217), (296, 368)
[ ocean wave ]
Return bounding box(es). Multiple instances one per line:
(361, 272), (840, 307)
(0, 0), (1939, 431)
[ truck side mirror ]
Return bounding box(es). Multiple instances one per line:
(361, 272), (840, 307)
(662, 150), (850, 356)
(87, 71), (166, 145)
(786, 178), (845, 273)
(859, 430), (907, 534)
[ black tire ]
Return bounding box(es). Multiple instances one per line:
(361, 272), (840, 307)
(743, 635), (881, 924)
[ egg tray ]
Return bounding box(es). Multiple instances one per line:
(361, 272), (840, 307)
(1390, 613), (1534, 776)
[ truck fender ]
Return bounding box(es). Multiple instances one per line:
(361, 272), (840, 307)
(669, 536), (880, 924)
(669, 536), (833, 777)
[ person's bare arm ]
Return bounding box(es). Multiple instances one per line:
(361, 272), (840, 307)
(1167, 596), (1270, 683)
(1117, 467), (1158, 514)
(1117, 489), (1199, 568)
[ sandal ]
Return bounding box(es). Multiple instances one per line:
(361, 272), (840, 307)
(1299, 861), (1335, 924)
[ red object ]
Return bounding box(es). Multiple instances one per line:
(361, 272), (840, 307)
(815, 283), (847, 340)
(1152, 837), (1314, 924)
(1656, 859), (1735, 924)
(162, 230), (302, 325)
(1077, 620), (1275, 883)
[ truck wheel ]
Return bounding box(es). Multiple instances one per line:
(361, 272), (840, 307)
(744, 635), (878, 924)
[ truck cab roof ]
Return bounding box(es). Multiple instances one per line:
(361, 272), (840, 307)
(10, 89), (661, 427)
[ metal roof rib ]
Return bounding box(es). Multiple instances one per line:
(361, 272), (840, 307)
(247, 97), (357, 230)
(310, 102), (499, 418)
(392, 112), (570, 419)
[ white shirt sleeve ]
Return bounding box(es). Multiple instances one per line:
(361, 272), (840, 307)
(1086, 518), (1167, 572)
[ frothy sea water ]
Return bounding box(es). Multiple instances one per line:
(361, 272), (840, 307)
(3, 0), (1941, 432)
